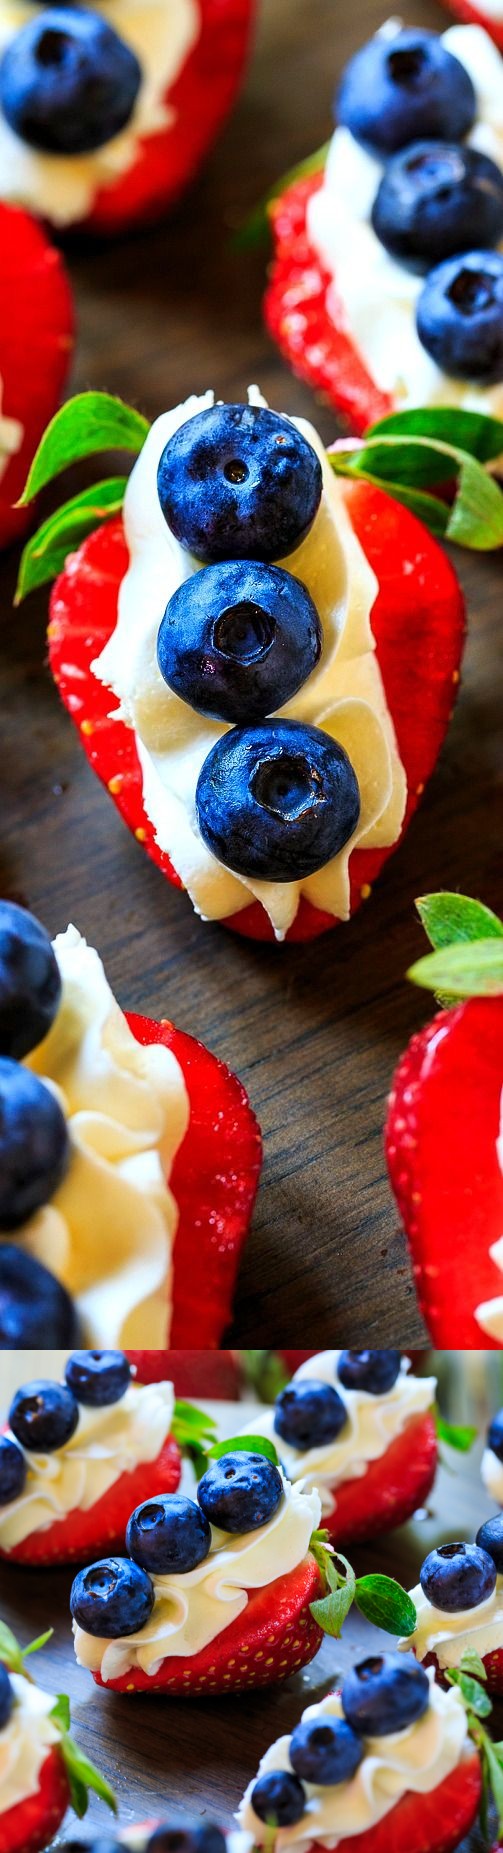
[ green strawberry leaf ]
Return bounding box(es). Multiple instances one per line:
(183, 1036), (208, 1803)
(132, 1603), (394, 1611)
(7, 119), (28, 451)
(0, 1623), (53, 1673)
(435, 1412), (477, 1452)
(310, 1552), (356, 1638)
(50, 1693), (71, 1732)
(59, 1734), (117, 1820)
(240, 1349), (291, 1401)
(368, 406), (503, 465)
(207, 1433), (280, 1467)
(445, 1668), (492, 1718)
(408, 938), (503, 999)
(22, 1631), (54, 1657)
(329, 425), (503, 550)
(417, 892), (503, 953)
(234, 142), (330, 249)
(481, 1736), (503, 1835)
(355, 1574), (417, 1637)
(171, 1400), (218, 1479)
(460, 1648), (488, 1681)
(19, 392), (150, 506)
(16, 477), (128, 602)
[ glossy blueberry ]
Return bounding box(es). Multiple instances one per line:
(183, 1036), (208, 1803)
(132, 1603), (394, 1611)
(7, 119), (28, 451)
(9, 1378), (79, 1452)
(274, 1380), (348, 1451)
(146, 1827), (227, 1853)
(64, 1843), (123, 1853)
(197, 1452), (283, 1534)
(70, 1556), (154, 1637)
(372, 143), (503, 271)
(336, 28), (475, 157)
(157, 560), (322, 726)
(289, 1714), (364, 1784)
(196, 719), (361, 883)
(486, 1410), (503, 1463)
(476, 1514), (503, 1574)
(0, 901), (61, 1061)
(0, 1434), (27, 1504)
(126, 1494), (211, 1575)
(0, 1058), (70, 1230)
(157, 404), (323, 564)
(0, 1246), (79, 1347)
(419, 1541), (496, 1611)
(337, 1350), (401, 1394)
(342, 1652), (429, 1736)
(417, 251), (503, 382)
(65, 1350), (131, 1408)
(0, 6), (141, 154)
(0, 1664), (13, 1730)
(251, 1772), (306, 1828)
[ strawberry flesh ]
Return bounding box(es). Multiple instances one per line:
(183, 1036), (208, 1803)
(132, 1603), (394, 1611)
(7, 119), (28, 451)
(323, 1411), (438, 1545)
(439, 0), (503, 49)
(0, 1744), (70, 1853)
(305, 1751), (481, 1853)
(0, 1434), (181, 1566)
(0, 205), (73, 549)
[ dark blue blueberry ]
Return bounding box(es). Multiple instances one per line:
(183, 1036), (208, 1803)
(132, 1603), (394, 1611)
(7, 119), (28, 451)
(0, 6), (141, 155)
(9, 1379), (79, 1452)
(0, 1434), (27, 1504)
(60, 1844), (122, 1853)
(0, 1246), (79, 1347)
(197, 1452), (283, 1533)
(0, 1058), (70, 1230)
(0, 902), (61, 1061)
(65, 1350), (131, 1408)
(419, 1541), (496, 1612)
(274, 1380), (348, 1451)
(337, 1351), (401, 1394)
(0, 1663), (13, 1730)
(289, 1714), (364, 1784)
(157, 560), (322, 725)
(251, 1772), (306, 1828)
(70, 1556), (154, 1637)
(476, 1515), (503, 1574)
(487, 1410), (503, 1463)
(157, 404), (323, 564)
(196, 719), (361, 882)
(372, 143), (503, 271)
(336, 28), (475, 157)
(146, 1827), (227, 1853)
(416, 251), (503, 382)
(126, 1494), (211, 1575)
(342, 1652), (430, 1736)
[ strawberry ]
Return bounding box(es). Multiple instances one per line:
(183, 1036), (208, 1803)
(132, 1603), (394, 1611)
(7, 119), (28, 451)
(422, 1648), (503, 1698)
(438, 0), (503, 50)
(0, 206), (73, 550)
(126, 1351), (243, 1397)
(0, 1632), (116, 1853)
(91, 1553), (324, 1696)
(323, 1411), (438, 1547)
(0, 1434), (182, 1568)
(303, 1753), (481, 1853)
(0, 1744), (70, 1853)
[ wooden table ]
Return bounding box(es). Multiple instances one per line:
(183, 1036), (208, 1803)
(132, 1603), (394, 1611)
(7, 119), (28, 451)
(0, 0), (501, 1347)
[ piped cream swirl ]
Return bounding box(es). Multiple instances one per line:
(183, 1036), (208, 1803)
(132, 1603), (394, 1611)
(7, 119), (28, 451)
(402, 1575), (503, 1668)
(0, 1674), (61, 1817)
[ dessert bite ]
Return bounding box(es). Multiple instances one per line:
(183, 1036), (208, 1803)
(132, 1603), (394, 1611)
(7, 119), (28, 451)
(0, 1626), (115, 1853)
(403, 1522), (503, 1694)
(0, 204), (72, 550)
(482, 1410), (503, 1502)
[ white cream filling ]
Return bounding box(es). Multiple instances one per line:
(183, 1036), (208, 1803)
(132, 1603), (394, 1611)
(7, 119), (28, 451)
(73, 1475), (321, 1679)
(402, 1574), (503, 1667)
(474, 1087), (503, 1341)
(0, 1673), (61, 1818)
(469, 0), (503, 22)
(0, 1378), (174, 1550)
(93, 387), (406, 941)
(239, 1351), (436, 1517)
(481, 1442), (503, 1501)
(8, 925), (189, 1348)
(237, 1673), (468, 1851)
(0, 0), (199, 225)
(307, 21), (503, 414)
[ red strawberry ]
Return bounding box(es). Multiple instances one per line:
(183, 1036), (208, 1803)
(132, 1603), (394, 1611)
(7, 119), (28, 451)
(0, 1744), (70, 1853)
(91, 1553), (324, 1696)
(322, 1411), (438, 1547)
(48, 477), (464, 943)
(0, 1434), (181, 1567)
(439, 0), (503, 50)
(305, 1752), (481, 1853)
(422, 1648), (503, 1697)
(0, 206), (73, 551)
(126, 1350), (243, 1397)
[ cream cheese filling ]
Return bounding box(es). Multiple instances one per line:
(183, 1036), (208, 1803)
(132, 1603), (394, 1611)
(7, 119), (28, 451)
(402, 1574), (503, 1667)
(0, 1674), (61, 1818)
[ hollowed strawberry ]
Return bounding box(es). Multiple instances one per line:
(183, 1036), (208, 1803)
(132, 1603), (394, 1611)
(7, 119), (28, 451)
(323, 1410), (438, 1546)
(304, 1751), (481, 1853)
(0, 1745), (70, 1853)
(0, 205), (73, 551)
(0, 1434), (182, 1568)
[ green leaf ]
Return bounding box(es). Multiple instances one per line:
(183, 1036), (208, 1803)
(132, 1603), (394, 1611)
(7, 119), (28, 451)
(328, 453), (449, 535)
(0, 1622), (24, 1674)
(446, 446), (503, 549)
(23, 1631), (54, 1657)
(368, 405), (503, 465)
(435, 1411), (477, 1452)
(171, 1400), (218, 1480)
(408, 938), (503, 999)
(446, 1668), (492, 1717)
(482, 1737), (503, 1834)
(60, 1735), (117, 1820)
(329, 429), (503, 550)
(207, 1433), (280, 1467)
(234, 142), (330, 249)
(240, 1349), (290, 1401)
(417, 892), (503, 953)
(355, 1575), (417, 1637)
(310, 1555), (356, 1638)
(460, 1648), (488, 1681)
(16, 477), (127, 601)
(19, 391), (150, 506)
(50, 1694), (71, 1732)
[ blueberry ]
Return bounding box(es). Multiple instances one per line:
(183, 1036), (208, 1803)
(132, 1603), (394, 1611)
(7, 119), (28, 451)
(0, 1664), (13, 1730)
(63, 1844), (123, 1853)
(0, 902), (61, 1061)
(197, 1452), (283, 1533)
(251, 1772), (306, 1828)
(70, 1556), (154, 1637)
(65, 1350), (131, 1408)
(146, 1827), (227, 1853)
(476, 1515), (503, 1574)
(417, 251), (503, 382)
(336, 28), (475, 157)
(419, 1542), (497, 1611)
(372, 143), (503, 271)
(289, 1715), (363, 1784)
(274, 1380), (348, 1451)
(157, 404), (322, 564)
(126, 1494), (211, 1575)
(157, 561), (322, 726)
(0, 6), (141, 154)
(0, 1058), (70, 1230)
(337, 1351), (401, 1394)
(196, 719), (361, 883)
(0, 1246), (79, 1347)
(341, 1652), (430, 1736)
(0, 1434), (26, 1504)
(487, 1410), (503, 1463)
(9, 1379), (79, 1452)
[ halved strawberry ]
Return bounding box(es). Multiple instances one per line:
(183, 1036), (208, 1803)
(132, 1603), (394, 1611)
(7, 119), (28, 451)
(439, 0), (503, 50)
(91, 1553), (323, 1695)
(0, 1745), (70, 1853)
(305, 1751), (481, 1853)
(126, 1351), (243, 1397)
(48, 479), (465, 943)
(423, 1648), (503, 1698)
(323, 1410), (438, 1546)
(0, 206), (73, 550)
(0, 1434), (181, 1567)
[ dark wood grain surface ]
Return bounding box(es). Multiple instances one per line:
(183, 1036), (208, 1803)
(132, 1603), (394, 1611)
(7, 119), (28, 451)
(0, 0), (502, 1347)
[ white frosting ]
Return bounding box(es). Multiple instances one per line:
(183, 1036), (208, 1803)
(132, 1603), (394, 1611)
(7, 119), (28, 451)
(470, 0), (503, 21)
(73, 1475), (321, 1680)
(0, 1673), (61, 1817)
(474, 1087), (503, 1340)
(481, 1442), (503, 1500)
(240, 1350), (436, 1517)
(307, 22), (503, 413)
(12, 925), (189, 1347)
(403, 1574), (503, 1667)
(0, 0), (199, 225)
(237, 1673), (469, 1851)
(0, 1378), (174, 1551)
(94, 388), (406, 941)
